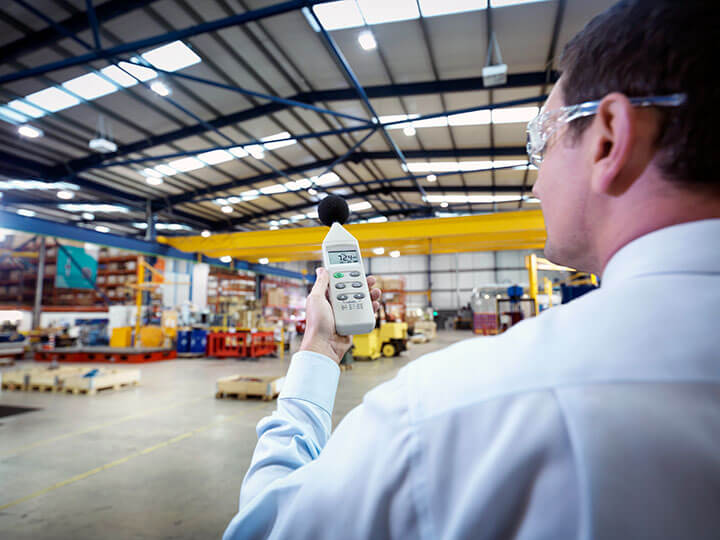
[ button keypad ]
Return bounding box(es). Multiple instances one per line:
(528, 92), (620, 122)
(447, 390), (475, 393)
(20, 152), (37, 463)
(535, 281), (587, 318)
(335, 283), (346, 289)
(351, 281), (362, 288)
(349, 271), (361, 277)
(337, 294), (348, 301)
(353, 293), (365, 299)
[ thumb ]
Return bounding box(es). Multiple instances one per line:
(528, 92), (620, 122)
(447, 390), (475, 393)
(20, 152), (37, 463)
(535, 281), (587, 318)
(310, 267), (329, 297)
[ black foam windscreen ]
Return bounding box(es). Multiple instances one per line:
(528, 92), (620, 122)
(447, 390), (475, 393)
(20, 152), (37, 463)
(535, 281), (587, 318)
(318, 195), (349, 227)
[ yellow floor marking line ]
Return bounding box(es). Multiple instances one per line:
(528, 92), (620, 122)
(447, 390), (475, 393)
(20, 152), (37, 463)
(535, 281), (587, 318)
(0, 402), (269, 512)
(0, 396), (207, 460)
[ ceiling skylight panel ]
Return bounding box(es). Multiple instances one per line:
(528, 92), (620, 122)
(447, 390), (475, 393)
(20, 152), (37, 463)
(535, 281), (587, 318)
(412, 116), (449, 128)
(168, 157), (204, 172)
(492, 106), (539, 124)
(62, 72), (118, 100)
(349, 201), (372, 211)
(260, 184), (288, 195)
(141, 41), (201, 72)
(117, 60), (158, 82)
(198, 149), (234, 165)
(448, 110), (491, 126)
(491, 0), (549, 7)
(312, 1), (365, 30)
(26, 87), (80, 112)
(315, 172), (341, 186)
(100, 65), (140, 88)
(419, 0), (488, 17)
(357, 0), (420, 24)
(229, 146), (249, 158)
(0, 106), (28, 124)
(7, 99), (44, 118)
(261, 132), (297, 150)
(154, 164), (178, 176)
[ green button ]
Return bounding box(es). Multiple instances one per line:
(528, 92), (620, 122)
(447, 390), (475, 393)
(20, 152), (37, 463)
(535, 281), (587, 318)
(333, 272), (344, 278)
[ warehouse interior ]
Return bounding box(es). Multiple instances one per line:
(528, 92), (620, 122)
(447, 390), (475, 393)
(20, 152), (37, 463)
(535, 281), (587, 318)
(0, 1), (613, 538)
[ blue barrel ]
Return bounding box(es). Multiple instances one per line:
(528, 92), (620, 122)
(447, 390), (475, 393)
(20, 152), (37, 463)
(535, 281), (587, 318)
(177, 330), (191, 353)
(190, 328), (207, 354)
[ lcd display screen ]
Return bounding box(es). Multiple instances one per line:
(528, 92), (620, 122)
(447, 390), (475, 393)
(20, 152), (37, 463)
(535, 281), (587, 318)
(328, 250), (358, 265)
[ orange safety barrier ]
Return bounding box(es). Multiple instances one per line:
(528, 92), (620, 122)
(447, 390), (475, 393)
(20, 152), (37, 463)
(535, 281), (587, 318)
(207, 332), (248, 358)
(247, 331), (275, 358)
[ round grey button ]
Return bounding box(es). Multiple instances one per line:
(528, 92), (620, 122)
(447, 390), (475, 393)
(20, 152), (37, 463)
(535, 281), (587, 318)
(353, 293), (365, 300)
(349, 271), (361, 277)
(351, 281), (362, 288)
(335, 283), (346, 289)
(337, 294), (348, 301)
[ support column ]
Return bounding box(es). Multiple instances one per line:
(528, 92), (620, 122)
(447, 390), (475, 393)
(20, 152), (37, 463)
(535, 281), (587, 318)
(145, 199), (155, 241)
(32, 237), (46, 330)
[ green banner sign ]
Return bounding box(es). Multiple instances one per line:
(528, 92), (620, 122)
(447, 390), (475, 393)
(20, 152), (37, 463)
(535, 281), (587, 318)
(55, 246), (98, 289)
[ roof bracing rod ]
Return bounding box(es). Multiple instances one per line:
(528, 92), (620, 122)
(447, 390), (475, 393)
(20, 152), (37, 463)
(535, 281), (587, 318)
(308, 9), (429, 207)
(0, 0), (339, 85)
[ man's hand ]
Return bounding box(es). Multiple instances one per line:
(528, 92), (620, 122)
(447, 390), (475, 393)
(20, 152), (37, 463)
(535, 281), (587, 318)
(299, 267), (382, 364)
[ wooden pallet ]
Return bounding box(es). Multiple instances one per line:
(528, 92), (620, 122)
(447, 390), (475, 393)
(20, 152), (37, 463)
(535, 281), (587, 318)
(63, 368), (141, 395)
(63, 380), (139, 395)
(216, 375), (284, 401)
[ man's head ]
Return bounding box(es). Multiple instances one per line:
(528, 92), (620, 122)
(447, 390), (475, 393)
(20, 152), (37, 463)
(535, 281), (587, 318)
(532, 0), (719, 274)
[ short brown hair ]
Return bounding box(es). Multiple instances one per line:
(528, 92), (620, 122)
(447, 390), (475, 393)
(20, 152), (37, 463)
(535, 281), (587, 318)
(559, 0), (719, 191)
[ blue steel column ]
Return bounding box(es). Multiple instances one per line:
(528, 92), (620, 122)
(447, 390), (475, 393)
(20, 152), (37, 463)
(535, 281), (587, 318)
(32, 237), (46, 330)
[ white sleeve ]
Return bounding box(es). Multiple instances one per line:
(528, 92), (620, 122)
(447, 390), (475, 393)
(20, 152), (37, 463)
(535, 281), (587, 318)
(223, 354), (422, 540)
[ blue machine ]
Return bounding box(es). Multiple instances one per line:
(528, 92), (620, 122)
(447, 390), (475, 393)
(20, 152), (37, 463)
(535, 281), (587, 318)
(190, 328), (207, 354)
(177, 330), (191, 353)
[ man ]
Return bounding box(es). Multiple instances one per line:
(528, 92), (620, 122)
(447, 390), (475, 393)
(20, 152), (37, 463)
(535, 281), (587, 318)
(225, 1), (720, 537)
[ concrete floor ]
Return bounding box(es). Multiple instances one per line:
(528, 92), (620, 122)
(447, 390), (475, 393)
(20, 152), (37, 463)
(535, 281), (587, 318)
(0, 330), (470, 539)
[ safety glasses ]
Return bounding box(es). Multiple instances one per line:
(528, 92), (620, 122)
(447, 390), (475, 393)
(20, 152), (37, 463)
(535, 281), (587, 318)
(526, 93), (687, 168)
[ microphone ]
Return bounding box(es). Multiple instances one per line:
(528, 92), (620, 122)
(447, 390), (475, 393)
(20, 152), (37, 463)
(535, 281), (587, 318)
(318, 195), (349, 227)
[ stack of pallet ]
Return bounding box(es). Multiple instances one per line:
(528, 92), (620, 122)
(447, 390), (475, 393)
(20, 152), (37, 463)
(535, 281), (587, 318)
(0, 366), (140, 395)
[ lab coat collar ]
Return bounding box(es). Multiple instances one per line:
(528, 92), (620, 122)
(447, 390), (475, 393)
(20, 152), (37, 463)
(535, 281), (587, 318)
(601, 218), (720, 287)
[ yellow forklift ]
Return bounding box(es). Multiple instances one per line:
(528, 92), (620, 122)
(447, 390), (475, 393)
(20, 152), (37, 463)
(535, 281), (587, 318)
(353, 321), (408, 360)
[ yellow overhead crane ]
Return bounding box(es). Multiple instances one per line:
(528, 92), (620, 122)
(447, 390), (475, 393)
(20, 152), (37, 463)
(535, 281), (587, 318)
(160, 210), (546, 263)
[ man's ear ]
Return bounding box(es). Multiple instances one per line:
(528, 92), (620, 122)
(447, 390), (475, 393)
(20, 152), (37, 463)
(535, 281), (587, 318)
(589, 92), (647, 197)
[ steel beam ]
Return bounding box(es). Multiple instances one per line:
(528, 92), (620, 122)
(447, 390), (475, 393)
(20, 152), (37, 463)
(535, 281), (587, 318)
(0, 0), (338, 85)
(0, 210), (308, 280)
(58, 72), (549, 174)
(0, 0), (158, 63)
(224, 184), (532, 228)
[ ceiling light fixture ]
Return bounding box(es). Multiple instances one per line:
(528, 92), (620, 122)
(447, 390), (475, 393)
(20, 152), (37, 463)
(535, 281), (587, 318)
(95, 225), (110, 233)
(220, 255), (232, 263)
(17, 209), (36, 217)
(258, 258), (269, 265)
(358, 30), (377, 50)
(372, 247), (385, 255)
(82, 212), (95, 220)
(146, 176), (163, 186)
(201, 230), (211, 238)
(150, 81), (171, 97)
(56, 190), (74, 200)
(403, 125), (416, 136)
(440, 201), (449, 208)
(221, 206), (233, 214)
(18, 125), (43, 138)
(389, 250), (401, 258)
(426, 174), (437, 182)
